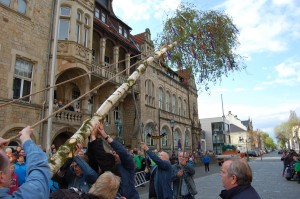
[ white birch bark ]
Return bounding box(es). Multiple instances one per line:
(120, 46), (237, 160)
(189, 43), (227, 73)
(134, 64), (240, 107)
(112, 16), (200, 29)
(49, 41), (178, 176)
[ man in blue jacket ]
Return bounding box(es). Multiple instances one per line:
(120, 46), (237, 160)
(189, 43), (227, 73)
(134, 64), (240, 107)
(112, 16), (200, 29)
(0, 126), (50, 199)
(141, 142), (173, 199)
(96, 122), (140, 199)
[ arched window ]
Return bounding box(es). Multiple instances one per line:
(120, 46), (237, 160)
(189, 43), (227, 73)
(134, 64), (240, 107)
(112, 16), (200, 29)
(76, 10), (82, 43)
(145, 80), (155, 106)
(174, 129), (181, 149)
(83, 14), (90, 47)
(183, 99), (187, 117)
(59, 6), (71, 40)
(144, 123), (154, 146)
(172, 94), (176, 114)
(178, 97), (182, 116)
(166, 91), (170, 112)
(161, 127), (168, 147)
(185, 132), (190, 147)
(158, 87), (163, 109)
(17, 0), (26, 14)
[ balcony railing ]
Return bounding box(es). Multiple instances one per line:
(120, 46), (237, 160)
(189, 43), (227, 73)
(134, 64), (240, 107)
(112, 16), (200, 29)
(91, 63), (138, 91)
(54, 110), (82, 124)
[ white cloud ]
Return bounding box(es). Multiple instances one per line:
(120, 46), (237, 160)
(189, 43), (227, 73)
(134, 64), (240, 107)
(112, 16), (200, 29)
(234, 88), (245, 92)
(113, 0), (180, 22)
(276, 63), (295, 78)
(253, 86), (265, 91)
(220, 0), (300, 55)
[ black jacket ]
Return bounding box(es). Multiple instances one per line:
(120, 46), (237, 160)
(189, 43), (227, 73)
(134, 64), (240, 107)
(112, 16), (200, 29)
(219, 185), (261, 199)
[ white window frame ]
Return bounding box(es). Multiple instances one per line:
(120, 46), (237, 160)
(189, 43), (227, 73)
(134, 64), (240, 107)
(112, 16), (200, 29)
(13, 58), (33, 102)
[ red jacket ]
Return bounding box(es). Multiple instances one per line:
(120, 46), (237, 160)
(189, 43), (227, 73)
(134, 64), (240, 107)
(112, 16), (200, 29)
(9, 172), (18, 195)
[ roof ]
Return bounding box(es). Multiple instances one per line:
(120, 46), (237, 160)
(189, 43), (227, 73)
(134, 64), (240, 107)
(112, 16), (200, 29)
(230, 124), (247, 132)
(132, 33), (145, 45)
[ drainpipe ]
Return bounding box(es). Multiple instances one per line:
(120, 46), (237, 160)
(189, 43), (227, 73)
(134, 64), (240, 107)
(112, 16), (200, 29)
(39, 0), (56, 146)
(46, 0), (61, 155)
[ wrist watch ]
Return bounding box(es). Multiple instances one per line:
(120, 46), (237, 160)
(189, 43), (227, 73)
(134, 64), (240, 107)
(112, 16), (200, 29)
(104, 135), (110, 140)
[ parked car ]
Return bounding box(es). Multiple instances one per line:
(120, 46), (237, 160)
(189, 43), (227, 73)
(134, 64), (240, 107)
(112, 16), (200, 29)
(246, 150), (259, 157)
(278, 149), (283, 154)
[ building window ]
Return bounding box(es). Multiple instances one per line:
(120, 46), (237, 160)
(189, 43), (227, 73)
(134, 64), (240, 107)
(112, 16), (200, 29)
(13, 59), (33, 102)
(104, 56), (110, 64)
(77, 11), (81, 20)
(95, 8), (99, 18)
(172, 94), (176, 114)
(76, 23), (80, 43)
(185, 132), (190, 147)
(59, 7), (71, 40)
(114, 106), (120, 121)
(17, 0), (26, 14)
(178, 97), (182, 116)
(101, 12), (106, 23)
(174, 129), (180, 148)
(124, 30), (127, 38)
(183, 99), (187, 116)
(84, 16), (88, 25)
(166, 91), (170, 112)
(71, 87), (80, 100)
(161, 127), (168, 147)
(83, 28), (88, 47)
(144, 124), (154, 146)
(60, 6), (71, 16)
(99, 0), (108, 7)
(145, 80), (155, 106)
(0, 0), (10, 7)
(158, 87), (163, 109)
(83, 15), (89, 47)
(118, 25), (123, 34)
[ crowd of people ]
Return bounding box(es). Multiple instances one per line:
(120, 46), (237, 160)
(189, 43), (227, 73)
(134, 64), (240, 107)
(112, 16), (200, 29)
(0, 123), (262, 199)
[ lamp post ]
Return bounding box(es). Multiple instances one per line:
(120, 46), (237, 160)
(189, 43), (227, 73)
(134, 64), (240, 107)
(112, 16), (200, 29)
(213, 132), (218, 155)
(245, 137), (251, 162)
(170, 119), (176, 164)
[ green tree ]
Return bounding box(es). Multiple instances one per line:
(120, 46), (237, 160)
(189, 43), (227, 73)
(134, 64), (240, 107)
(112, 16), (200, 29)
(156, 3), (245, 91)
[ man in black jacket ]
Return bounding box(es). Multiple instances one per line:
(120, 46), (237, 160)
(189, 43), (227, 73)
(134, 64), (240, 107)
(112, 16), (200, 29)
(219, 158), (261, 199)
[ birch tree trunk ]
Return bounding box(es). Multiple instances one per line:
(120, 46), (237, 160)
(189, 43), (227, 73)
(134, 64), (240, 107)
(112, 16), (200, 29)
(49, 41), (178, 176)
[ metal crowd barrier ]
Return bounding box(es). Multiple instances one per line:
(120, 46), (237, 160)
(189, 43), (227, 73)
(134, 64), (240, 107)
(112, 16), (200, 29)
(135, 171), (149, 187)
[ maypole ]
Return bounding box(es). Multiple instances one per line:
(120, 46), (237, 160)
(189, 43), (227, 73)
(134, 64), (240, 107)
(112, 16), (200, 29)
(49, 41), (178, 176)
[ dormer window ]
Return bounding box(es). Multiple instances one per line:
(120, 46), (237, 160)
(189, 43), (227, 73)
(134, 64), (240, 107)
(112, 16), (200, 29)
(119, 25), (123, 34)
(95, 8), (99, 18)
(101, 12), (106, 23)
(124, 30), (128, 38)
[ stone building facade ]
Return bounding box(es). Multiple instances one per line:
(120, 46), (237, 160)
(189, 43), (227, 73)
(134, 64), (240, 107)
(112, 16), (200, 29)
(0, 0), (201, 154)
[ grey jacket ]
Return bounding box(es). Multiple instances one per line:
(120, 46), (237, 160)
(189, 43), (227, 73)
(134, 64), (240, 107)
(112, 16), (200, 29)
(172, 163), (198, 197)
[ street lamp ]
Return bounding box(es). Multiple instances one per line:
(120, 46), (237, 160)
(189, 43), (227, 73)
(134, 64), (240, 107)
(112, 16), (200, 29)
(213, 132), (218, 155)
(170, 119), (176, 164)
(245, 137), (251, 162)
